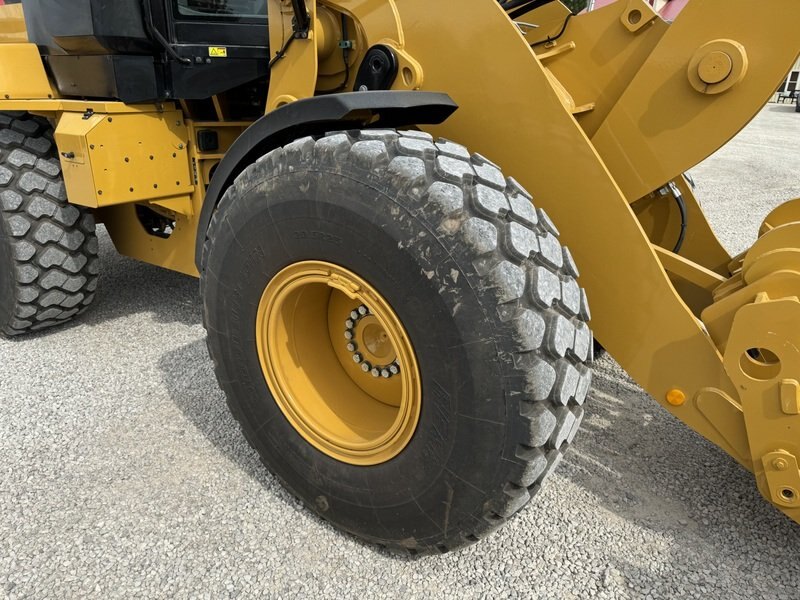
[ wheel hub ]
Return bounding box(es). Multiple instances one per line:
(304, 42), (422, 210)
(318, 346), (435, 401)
(344, 306), (401, 380)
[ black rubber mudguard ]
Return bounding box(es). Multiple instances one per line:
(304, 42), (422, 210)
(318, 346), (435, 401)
(194, 90), (458, 269)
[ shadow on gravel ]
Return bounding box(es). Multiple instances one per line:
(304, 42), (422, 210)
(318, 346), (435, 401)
(82, 230), (202, 328)
(563, 357), (800, 560)
(157, 338), (265, 482)
(156, 337), (417, 560)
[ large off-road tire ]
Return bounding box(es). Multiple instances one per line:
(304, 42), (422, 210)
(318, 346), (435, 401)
(201, 129), (592, 554)
(0, 113), (99, 336)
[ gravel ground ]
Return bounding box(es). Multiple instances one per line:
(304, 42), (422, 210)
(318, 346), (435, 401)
(2, 104), (800, 599)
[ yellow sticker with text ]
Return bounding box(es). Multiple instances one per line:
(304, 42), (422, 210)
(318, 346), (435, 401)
(209, 47), (228, 58)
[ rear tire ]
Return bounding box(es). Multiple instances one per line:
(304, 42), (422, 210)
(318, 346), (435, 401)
(201, 129), (593, 554)
(0, 113), (99, 336)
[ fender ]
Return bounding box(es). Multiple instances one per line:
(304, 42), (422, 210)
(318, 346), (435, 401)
(195, 90), (458, 269)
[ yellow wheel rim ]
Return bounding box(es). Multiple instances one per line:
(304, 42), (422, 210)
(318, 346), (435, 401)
(256, 261), (422, 466)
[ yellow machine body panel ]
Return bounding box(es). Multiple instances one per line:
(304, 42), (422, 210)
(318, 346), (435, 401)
(0, 43), (57, 100)
(54, 110), (193, 209)
(0, 4), (26, 43)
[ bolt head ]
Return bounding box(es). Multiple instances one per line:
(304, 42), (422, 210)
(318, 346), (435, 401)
(350, 310), (359, 320)
(371, 368), (380, 378)
(389, 364), (399, 375)
(361, 362), (371, 373)
(358, 305), (368, 316)
(344, 330), (354, 340)
(774, 458), (790, 471)
(353, 353), (363, 364)
(381, 369), (390, 378)
(345, 319), (354, 329)
(346, 342), (356, 352)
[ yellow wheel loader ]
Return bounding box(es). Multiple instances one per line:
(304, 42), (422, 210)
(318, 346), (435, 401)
(0, 0), (798, 554)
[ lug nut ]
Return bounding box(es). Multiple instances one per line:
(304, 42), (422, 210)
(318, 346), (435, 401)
(346, 342), (356, 352)
(344, 330), (354, 340)
(381, 369), (390, 378)
(371, 368), (380, 378)
(361, 362), (372, 373)
(350, 310), (359, 320)
(345, 319), (354, 329)
(358, 305), (368, 316)
(353, 353), (363, 364)
(389, 364), (399, 375)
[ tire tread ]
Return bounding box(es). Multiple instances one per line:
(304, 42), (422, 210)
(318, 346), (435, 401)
(0, 113), (98, 337)
(200, 128), (593, 554)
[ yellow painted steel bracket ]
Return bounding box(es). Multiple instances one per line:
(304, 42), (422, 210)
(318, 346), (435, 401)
(261, 0), (800, 525)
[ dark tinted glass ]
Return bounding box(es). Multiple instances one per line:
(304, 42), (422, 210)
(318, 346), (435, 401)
(175, 0), (267, 19)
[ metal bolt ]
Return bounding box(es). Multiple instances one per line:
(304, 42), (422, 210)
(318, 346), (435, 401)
(345, 319), (354, 329)
(344, 330), (354, 340)
(350, 310), (359, 320)
(371, 368), (381, 378)
(361, 362), (372, 373)
(381, 369), (390, 378)
(346, 342), (356, 352)
(353, 353), (363, 364)
(358, 305), (368, 316)
(774, 458), (790, 471)
(389, 364), (399, 375)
